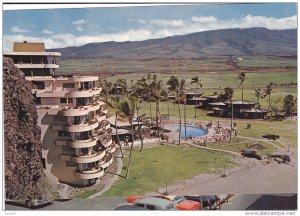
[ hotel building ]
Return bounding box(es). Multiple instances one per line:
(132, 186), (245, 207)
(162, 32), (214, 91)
(4, 42), (116, 186)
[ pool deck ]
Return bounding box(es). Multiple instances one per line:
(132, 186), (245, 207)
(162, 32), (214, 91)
(162, 119), (232, 145)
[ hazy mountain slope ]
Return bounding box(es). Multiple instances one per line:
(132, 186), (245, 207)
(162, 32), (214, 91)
(50, 28), (297, 58)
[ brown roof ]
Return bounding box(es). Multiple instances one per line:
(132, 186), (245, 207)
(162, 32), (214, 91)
(13, 42), (45, 52)
(209, 102), (226, 106)
(243, 108), (268, 113)
(225, 100), (256, 105)
(203, 95), (219, 99)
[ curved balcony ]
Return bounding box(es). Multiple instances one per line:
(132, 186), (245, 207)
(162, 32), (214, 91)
(58, 103), (101, 117)
(66, 88), (101, 98)
(36, 88), (101, 98)
(52, 119), (99, 132)
(15, 63), (59, 69)
(107, 144), (116, 154)
(100, 154), (114, 169)
(68, 138), (98, 148)
(97, 114), (106, 122)
(75, 166), (104, 180)
(101, 109), (108, 114)
(93, 128), (107, 140)
(61, 150), (106, 164)
(102, 138), (113, 148)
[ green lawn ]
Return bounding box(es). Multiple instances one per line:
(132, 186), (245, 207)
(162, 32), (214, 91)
(237, 56), (297, 68)
(101, 145), (234, 197)
(106, 72), (297, 90)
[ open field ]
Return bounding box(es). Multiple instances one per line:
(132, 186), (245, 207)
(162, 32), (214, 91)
(106, 71), (297, 90)
(102, 145), (234, 197)
(57, 56), (296, 77)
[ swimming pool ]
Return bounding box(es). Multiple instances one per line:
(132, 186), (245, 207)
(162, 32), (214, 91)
(173, 125), (208, 138)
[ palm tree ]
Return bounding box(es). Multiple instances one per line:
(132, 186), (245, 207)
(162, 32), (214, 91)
(160, 89), (170, 119)
(127, 81), (144, 152)
(283, 94), (297, 118)
(167, 76), (179, 91)
(98, 79), (112, 102)
(149, 77), (162, 130)
(116, 78), (128, 97)
(102, 98), (123, 158)
(254, 88), (262, 107)
(262, 82), (275, 111)
(176, 79), (185, 144)
(190, 76), (203, 117)
(118, 96), (136, 179)
(136, 102), (144, 152)
(137, 75), (154, 123)
(237, 71), (246, 101)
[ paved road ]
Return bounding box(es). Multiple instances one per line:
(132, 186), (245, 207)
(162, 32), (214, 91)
(221, 193), (297, 210)
(5, 197), (126, 211)
(5, 194), (297, 211)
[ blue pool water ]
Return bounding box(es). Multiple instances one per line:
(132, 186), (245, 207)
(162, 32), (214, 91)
(173, 125), (208, 138)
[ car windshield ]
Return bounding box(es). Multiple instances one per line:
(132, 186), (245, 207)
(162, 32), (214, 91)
(174, 196), (185, 204)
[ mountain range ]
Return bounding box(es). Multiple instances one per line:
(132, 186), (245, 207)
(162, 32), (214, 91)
(49, 28), (297, 59)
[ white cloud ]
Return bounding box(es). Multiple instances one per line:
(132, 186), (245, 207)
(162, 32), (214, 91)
(138, 19), (146, 24)
(138, 19), (184, 26)
(191, 16), (218, 23)
(10, 26), (28, 33)
(76, 26), (84, 32)
(72, 19), (86, 25)
(41, 29), (54, 35)
(3, 15), (296, 52)
(3, 29), (153, 51)
(72, 19), (87, 32)
(149, 19), (184, 27)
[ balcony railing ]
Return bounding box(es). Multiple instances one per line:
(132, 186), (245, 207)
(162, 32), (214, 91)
(107, 144), (116, 154)
(75, 166), (104, 180)
(99, 154), (114, 169)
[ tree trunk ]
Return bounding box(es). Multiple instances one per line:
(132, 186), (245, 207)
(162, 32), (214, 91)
(268, 94), (271, 111)
(156, 99), (160, 137)
(242, 84), (244, 101)
(167, 99), (170, 119)
(137, 108), (144, 152)
(115, 112), (123, 158)
(125, 122), (134, 179)
(184, 99), (187, 139)
(148, 93), (153, 123)
(177, 102), (182, 145)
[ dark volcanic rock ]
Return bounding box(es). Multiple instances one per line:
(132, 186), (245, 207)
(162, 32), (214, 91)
(4, 58), (48, 200)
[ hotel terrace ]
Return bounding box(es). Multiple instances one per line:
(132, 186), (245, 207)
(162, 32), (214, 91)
(4, 42), (116, 186)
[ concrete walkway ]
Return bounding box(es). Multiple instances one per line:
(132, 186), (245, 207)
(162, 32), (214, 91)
(87, 155), (124, 198)
(186, 142), (241, 156)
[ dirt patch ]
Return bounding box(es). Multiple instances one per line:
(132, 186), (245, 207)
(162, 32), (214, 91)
(249, 144), (267, 150)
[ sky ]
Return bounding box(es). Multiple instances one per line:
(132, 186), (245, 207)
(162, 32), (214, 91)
(3, 3), (297, 51)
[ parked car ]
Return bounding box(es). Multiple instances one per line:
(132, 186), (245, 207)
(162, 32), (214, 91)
(25, 198), (51, 208)
(184, 195), (220, 210)
(134, 197), (177, 210)
(114, 204), (149, 210)
(126, 196), (144, 203)
(241, 149), (262, 160)
(160, 196), (200, 210)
